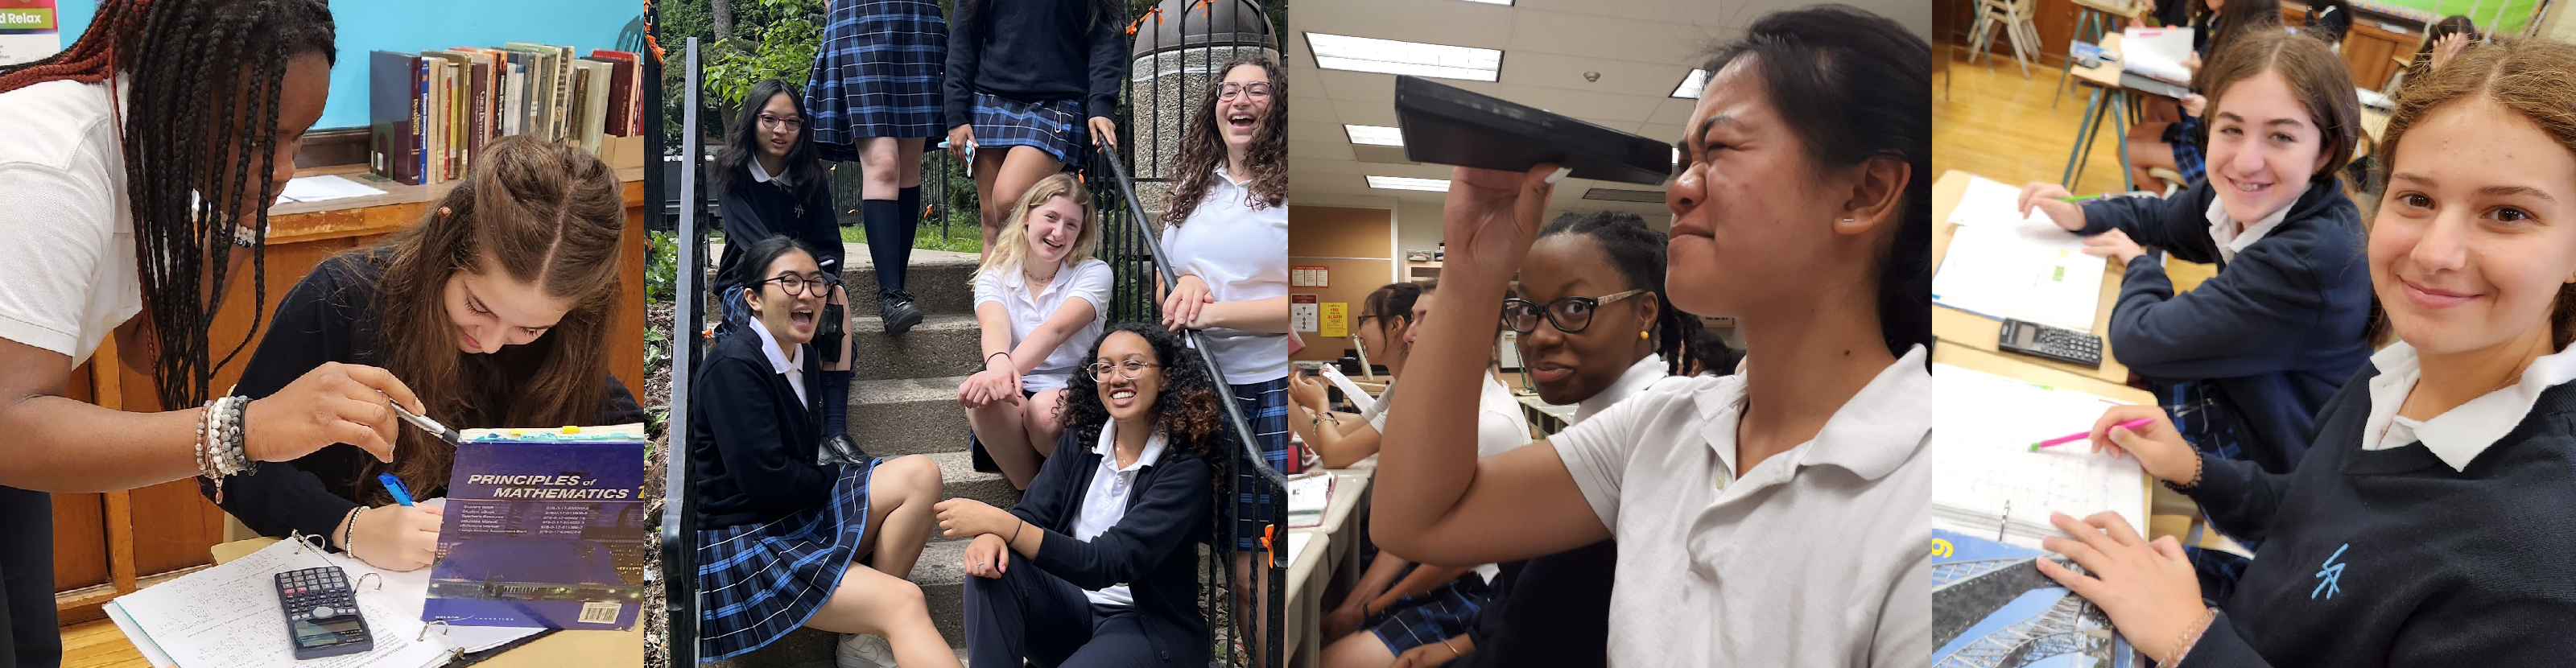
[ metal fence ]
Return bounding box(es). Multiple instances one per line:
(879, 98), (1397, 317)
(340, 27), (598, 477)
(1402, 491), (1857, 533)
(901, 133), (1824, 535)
(659, 1), (1290, 665)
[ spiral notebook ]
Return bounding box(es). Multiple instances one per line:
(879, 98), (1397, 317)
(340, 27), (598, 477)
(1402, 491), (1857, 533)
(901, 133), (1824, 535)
(105, 530), (541, 668)
(1930, 363), (2148, 547)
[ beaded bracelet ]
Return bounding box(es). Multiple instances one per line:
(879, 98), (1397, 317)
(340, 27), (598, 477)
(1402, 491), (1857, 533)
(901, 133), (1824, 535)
(2165, 606), (2219, 666)
(2161, 451), (2206, 493)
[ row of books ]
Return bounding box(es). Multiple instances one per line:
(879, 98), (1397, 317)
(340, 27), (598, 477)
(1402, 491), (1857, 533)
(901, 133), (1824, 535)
(369, 43), (646, 186)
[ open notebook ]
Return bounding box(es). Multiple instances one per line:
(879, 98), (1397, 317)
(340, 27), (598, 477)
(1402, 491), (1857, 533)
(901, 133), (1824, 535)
(1930, 363), (2148, 547)
(1933, 177), (2108, 332)
(105, 530), (542, 668)
(1286, 474), (1335, 529)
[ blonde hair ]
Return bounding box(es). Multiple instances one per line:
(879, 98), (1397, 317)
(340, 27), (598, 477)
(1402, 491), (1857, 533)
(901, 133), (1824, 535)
(972, 172), (1101, 282)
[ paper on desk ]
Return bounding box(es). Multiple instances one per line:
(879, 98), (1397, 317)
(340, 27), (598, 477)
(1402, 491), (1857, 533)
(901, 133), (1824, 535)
(104, 602), (175, 668)
(111, 539), (457, 668)
(1286, 531), (1315, 567)
(2120, 27), (2196, 85)
(1932, 210), (2106, 331)
(1946, 175), (2053, 229)
(1287, 474), (1333, 528)
(1930, 363), (2147, 549)
(274, 175), (389, 204)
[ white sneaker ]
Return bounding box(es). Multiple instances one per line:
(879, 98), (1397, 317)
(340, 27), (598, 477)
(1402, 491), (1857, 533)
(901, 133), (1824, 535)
(836, 633), (898, 668)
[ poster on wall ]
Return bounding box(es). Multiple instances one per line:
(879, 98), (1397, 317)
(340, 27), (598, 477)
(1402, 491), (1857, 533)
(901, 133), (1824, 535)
(1291, 295), (1319, 332)
(0, 0), (60, 66)
(1320, 302), (1348, 338)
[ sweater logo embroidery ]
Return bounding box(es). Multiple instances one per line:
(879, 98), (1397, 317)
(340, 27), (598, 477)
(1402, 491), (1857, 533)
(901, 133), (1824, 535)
(2311, 542), (2349, 600)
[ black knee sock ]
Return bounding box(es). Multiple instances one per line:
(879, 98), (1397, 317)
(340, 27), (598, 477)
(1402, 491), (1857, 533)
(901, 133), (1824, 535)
(861, 199), (910, 295)
(822, 369), (853, 438)
(894, 185), (923, 287)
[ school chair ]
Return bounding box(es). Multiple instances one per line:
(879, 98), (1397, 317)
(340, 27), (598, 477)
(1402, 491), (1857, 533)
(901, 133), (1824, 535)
(1967, 0), (2041, 79)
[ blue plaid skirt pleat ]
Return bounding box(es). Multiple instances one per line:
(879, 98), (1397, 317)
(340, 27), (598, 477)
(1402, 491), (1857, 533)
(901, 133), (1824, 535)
(1228, 378), (1291, 550)
(806, 0), (947, 152)
(695, 458), (878, 660)
(971, 92), (1088, 166)
(1366, 571), (1494, 654)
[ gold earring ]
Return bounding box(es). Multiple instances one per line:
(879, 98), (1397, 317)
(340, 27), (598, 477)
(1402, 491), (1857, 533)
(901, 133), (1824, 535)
(1640, 331), (1650, 340)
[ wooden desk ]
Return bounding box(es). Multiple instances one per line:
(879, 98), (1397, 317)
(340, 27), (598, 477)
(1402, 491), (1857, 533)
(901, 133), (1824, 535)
(1282, 532), (1332, 668)
(1932, 171), (2138, 386)
(209, 538), (643, 667)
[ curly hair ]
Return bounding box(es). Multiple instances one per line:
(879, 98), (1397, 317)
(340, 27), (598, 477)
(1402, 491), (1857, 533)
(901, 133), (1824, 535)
(1161, 56), (1286, 227)
(1057, 323), (1231, 477)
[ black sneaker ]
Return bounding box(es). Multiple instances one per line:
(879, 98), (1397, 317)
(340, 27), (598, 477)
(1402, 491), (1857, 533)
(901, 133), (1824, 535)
(879, 291), (923, 335)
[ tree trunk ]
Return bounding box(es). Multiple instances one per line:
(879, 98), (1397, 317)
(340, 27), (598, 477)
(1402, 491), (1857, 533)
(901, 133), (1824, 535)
(712, 0), (736, 39)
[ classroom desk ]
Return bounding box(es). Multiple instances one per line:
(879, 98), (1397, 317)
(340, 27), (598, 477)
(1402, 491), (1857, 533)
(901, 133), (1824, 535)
(1932, 171), (2139, 386)
(2058, 0), (2144, 107)
(2063, 35), (2140, 192)
(1934, 340), (2225, 547)
(208, 538), (645, 667)
(1282, 532), (1333, 668)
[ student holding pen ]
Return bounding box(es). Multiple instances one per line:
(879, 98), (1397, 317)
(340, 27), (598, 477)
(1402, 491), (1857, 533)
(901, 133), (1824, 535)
(2042, 38), (2576, 666)
(213, 137), (647, 573)
(2018, 29), (2373, 476)
(0, 2), (428, 664)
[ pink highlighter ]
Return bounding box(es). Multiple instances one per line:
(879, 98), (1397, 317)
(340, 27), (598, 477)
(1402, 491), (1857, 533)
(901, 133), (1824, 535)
(2031, 418), (2154, 452)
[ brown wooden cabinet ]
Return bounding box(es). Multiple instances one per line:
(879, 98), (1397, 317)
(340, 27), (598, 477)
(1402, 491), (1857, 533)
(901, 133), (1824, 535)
(2283, 2), (2420, 90)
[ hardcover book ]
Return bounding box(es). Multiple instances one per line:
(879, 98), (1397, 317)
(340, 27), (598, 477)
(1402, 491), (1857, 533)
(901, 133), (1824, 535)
(421, 424), (649, 631)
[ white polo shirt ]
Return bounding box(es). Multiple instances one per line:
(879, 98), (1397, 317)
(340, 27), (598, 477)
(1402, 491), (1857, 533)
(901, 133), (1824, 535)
(1072, 419), (1168, 608)
(1574, 354), (1670, 425)
(1161, 165), (1290, 384)
(972, 258), (1113, 391)
(0, 78), (140, 365)
(1552, 345), (1932, 667)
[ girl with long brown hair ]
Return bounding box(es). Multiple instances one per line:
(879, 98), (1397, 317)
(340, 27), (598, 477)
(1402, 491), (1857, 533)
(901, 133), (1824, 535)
(211, 135), (644, 572)
(0, 2), (423, 662)
(2048, 36), (2576, 666)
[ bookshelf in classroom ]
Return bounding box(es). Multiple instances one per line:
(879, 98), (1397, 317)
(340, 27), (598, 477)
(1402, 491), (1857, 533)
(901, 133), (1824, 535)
(369, 43), (647, 186)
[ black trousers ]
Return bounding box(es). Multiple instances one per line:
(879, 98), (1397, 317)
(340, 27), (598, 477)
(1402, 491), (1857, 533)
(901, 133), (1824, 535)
(962, 551), (1161, 668)
(0, 486), (58, 668)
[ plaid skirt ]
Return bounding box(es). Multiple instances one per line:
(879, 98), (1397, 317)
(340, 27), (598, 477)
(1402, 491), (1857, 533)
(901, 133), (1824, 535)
(1366, 571), (1494, 654)
(696, 459), (879, 660)
(2162, 113), (2207, 184)
(972, 92), (1089, 166)
(806, 0), (947, 154)
(1228, 378), (1290, 550)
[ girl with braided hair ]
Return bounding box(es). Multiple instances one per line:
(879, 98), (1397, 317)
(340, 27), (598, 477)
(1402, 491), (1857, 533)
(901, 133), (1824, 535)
(0, 2), (428, 664)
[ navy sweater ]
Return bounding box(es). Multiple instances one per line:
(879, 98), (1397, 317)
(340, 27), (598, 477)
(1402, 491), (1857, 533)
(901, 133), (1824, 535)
(213, 251), (645, 541)
(2078, 179), (2373, 472)
(714, 162), (841, 295)
(2180, 365), (2576, 666)
(942, 0), (1128, 129)
(688, 324), (830, 527)
(1008, 425), (1213, 665)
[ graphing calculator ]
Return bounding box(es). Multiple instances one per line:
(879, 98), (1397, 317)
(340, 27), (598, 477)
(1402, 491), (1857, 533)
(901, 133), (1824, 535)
(1998, 319), (2103, 368)
(276, 566), (374, 659)
(1391, 76), (1675, 186)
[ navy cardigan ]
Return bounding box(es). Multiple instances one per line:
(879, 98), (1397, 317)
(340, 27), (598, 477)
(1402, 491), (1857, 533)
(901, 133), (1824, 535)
(713, 162), (842, 295)
(1009, 425), (1214, 665)
(689, 324), (832, 527)
(2179, 365), (2576, 666)
(942, 0), (1129, 129)
(2077, 178), (2373, 471)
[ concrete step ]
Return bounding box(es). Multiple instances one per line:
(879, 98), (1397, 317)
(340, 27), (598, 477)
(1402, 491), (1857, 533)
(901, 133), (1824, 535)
(911, 536), (974, 646)
(925, 450), (1018, 512)
(848, 376), (975, 458)
(704, 627), (971, 668)
(848, 313), (984, 379)
(843, 244), (981, 320)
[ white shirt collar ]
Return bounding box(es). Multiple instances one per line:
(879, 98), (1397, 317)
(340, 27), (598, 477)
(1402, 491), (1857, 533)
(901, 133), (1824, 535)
(748, 158), (778, 184)
(1700, 345), (1930, 481)
(2203, 195), (2292, 265)
(1092, 419), (1170, 472)
(748, 318), (802, 376)
(997, 260), (1067, 295)
(2363, 340), (2576, 471)
(1575, 354), (1668, 424)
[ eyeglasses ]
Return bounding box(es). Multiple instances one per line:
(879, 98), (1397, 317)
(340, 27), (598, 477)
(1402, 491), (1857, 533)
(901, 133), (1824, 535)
(1501, 289), (1649, 334)
(1216, 82), (1273, 101)
(758, 272), (840, 296)
(758, 113), (805, 130)
(1088, 360), (1161, 381)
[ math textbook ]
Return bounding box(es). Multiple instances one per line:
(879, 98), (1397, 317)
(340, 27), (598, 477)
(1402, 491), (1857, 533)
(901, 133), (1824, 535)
(423, 424), (648, 631)
(1932, 529), (2140, 667)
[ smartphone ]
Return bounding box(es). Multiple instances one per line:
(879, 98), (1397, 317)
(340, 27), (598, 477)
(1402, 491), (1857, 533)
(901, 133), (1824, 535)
(1393, 75), (1674, 186)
